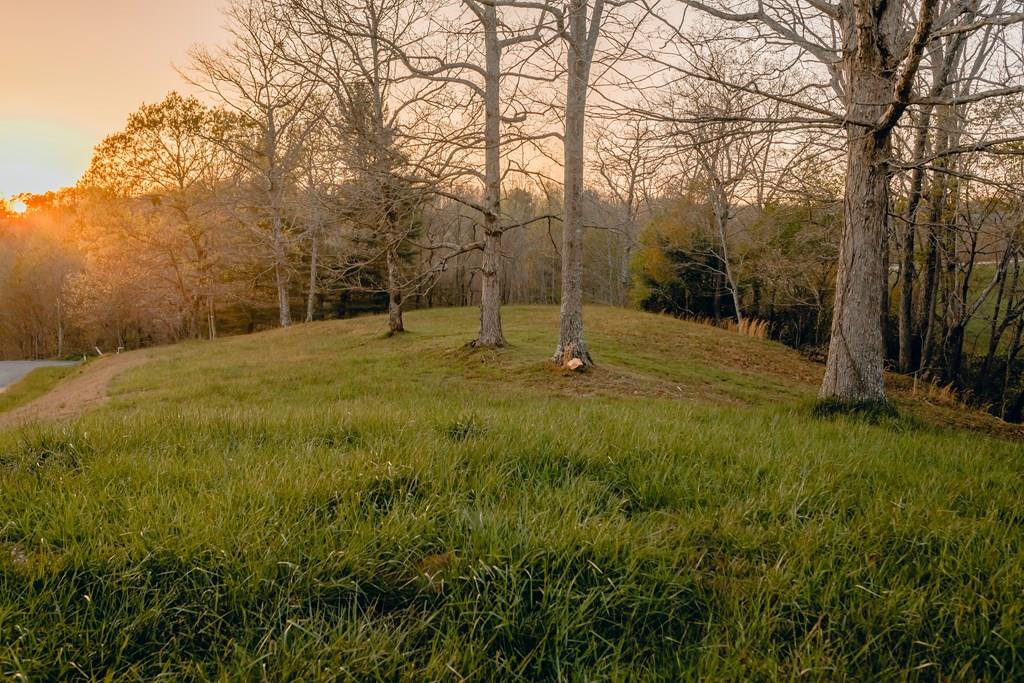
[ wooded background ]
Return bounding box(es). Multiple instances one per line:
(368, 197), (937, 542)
(1, 0), (1022, 416)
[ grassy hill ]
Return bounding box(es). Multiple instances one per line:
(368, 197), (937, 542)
(2, 305), (1023, 681)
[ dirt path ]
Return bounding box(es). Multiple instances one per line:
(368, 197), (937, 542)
(0, 351), (150, 429)
(0, 360), (81, 391)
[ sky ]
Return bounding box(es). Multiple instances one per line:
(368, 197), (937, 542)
(0, 1), (229, 198)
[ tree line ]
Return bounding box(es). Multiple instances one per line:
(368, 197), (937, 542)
(1, 0), (1022, 416)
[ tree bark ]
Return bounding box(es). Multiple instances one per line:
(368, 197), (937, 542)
(553, 0), (603, 368)
(306, 231), (319, 323)
(386, 246), (404, 334)
(474, 3), (506, 348)
(819, 0), (935, 403)
(820, 123), (889, 401)
(273, 211), (292, 328)
(477, 229), (505, 346)
(918, 133), (950, 374)
(897, 108), (932, 372)
(710, 186), (742, 323)
(207, 295), (217, 340)
(274, 253), (292, 328)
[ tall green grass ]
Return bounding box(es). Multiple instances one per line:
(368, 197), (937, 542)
(1, 307), (1022, 681)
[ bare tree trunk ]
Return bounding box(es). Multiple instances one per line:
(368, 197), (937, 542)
(478, 229), (504, 346)
(919, 223), (940, 372)
(899, 34), (958, 372)
(386, 246), (404, 334)
(711, 190), (742, 323)
(474, 3), (505, 348)
(207, 294), (217, 340)
(274, 253), (292, 328)
(919, 152), (949, 373)
(818, 0), (939, 403)
(898, 109), (931, 371)
(553, 0), (603, 368)
(306, 231), (319, 323)
(273, 213), (292, 328)
(820, 125), (889, 401)
(819, 0), (935, 402)
(554, 83), (592, 365)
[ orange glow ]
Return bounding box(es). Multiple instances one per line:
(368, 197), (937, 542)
(0, 1), (229, 196)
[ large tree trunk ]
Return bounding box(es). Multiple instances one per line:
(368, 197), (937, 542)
(477, 229), (504, 346)
(553, 79), (591, 366)
(818, 0), (930, 403)
(474, 4), (506, 348)
(819, 0), (937, 402)
(553, 0), (601, 368)
(820, 125), (889, 402)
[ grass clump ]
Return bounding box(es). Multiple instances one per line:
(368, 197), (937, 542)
(1, 306), (1022, 681)
(443, 414), (487, 442)
(811, 397), (902, 424)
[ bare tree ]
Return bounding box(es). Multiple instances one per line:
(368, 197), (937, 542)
(590, 117), (659, 304)
(187, 0), (323, 328)
(646, 0), (1024, 404)
(548, 0), (607, 368)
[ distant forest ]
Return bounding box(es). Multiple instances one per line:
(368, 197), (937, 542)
(1, 0), (1023, 418)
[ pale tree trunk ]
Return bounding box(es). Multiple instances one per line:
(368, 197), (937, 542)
(898, 33), (962, 372)
(207, 295), (217, 340)
(274, 261), (292, 328)
(475, 3), (506, 348)
(919, 128), (950, 372)
(898, 108), (932, 371)
(553, 0), (603, 368)
(273, 213), (292, 328)
(386, 246), (404, 334)
(267, 106), (291, 329)
(710, 185), (742, 323)
(820, 22), (897, 402)
(198, 243), (217, 340)
(306, 231), (319, 323)
(820, 0), (934, 403)
(820, 125), (889, 401)
(478, 229), (504, 345)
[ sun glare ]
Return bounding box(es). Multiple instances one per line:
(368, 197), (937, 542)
(10, 199), (27, 214)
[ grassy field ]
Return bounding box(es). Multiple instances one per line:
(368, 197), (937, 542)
(1, 305), (1023, 681)
(0, 364), (79, 414)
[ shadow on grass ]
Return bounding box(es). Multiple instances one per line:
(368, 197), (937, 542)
(809, 398), (923, 432)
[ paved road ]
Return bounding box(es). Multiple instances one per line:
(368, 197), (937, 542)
(0, 361), (79, 390)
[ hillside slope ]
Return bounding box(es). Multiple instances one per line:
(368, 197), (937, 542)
(2, 306), (1023, 681)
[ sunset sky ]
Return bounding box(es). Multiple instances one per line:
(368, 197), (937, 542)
(0, 1), (230, 199)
